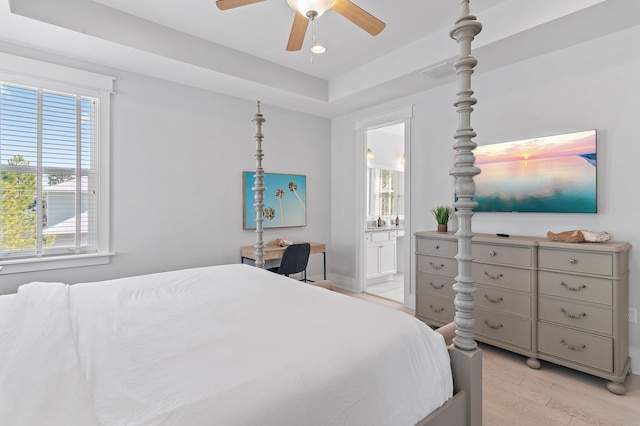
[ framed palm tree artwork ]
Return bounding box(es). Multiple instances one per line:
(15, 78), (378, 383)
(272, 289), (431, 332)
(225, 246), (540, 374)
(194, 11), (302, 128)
(243, 172), (307, 230)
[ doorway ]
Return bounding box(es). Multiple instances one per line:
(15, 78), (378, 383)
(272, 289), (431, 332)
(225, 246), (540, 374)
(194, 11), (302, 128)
(364, 122), (407, 303)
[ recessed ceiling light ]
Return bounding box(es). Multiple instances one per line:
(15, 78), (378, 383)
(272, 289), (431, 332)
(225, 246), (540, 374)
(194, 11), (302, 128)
(311, 44), (327, 54)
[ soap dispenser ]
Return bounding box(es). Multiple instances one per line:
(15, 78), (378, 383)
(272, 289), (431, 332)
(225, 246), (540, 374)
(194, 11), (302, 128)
(377, 216), (382, 227)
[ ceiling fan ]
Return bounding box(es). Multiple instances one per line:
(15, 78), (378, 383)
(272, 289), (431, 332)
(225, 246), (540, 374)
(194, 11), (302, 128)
(215, 0), (386, 51)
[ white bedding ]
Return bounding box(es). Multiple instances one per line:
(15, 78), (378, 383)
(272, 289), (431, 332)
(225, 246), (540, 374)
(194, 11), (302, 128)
(0, 293), (15, 330)
(0, 264), (452, 425)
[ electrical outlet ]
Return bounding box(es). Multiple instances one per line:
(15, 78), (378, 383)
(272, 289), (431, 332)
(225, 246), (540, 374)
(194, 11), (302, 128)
(629, 308), (638, 324)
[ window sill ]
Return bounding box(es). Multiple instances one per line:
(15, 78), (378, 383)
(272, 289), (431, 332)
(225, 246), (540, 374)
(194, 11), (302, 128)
(0, 252), (115, 275)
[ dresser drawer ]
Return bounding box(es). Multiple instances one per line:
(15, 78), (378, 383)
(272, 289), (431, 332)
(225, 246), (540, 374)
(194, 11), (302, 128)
(416, 238), (457, 257)
(538, 322), (613, 372)
(539, 248), (613, 276)
(538, 271), (613, 305)
(472, 243), (533, 267)
(417, 255), (457, 277)
(472, 264), (532, 292)
(416, 293), (455, 325)
(475, 308), (532, 350)
(539, 296), (612, 335)
(417, 273), (457, 298)
(476, 284), (531, 317)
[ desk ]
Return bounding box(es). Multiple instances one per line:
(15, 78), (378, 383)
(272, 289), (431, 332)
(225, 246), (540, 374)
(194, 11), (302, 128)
(241, 242), (326, 280)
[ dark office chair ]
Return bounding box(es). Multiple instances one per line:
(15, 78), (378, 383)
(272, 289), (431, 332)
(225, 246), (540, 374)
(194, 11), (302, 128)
(267, 243), (311, 282)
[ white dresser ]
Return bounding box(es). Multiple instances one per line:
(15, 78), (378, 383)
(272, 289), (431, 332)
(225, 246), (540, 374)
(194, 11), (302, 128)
(536, 239), (631, 394)
(471, 236), (538, 366)
(415, 231), (632, 394)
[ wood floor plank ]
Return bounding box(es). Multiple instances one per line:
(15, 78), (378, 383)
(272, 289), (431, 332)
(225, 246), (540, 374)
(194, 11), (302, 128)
(480, 344), (640, 425)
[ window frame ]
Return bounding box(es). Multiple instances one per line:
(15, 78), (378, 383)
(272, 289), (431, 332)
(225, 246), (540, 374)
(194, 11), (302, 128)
(0, 53), (114, 274)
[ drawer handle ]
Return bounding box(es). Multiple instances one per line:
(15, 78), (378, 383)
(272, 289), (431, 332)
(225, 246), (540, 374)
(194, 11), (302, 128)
(489, 251), (497, 256)
(430, 282), (445, 290)
(561, 308), (587, 320)
(484, 271), (503, 280)
(568, 258), (577, 264)
(560, 282), (586, 292)
(560, 338), (586, 352)
(484, 294), (503, 304)
(484, 320), (503, 330)
(429, 262), (445, 270)
(429, 304), (444, 313)
(433, 244), (440, 249)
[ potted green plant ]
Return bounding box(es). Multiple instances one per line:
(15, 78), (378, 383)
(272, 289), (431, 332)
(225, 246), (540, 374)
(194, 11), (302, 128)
(431, 205), (454, 232)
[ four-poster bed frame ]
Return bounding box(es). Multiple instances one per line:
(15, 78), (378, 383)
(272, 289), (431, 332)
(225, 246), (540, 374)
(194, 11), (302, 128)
(0, 3), (493, 425)
(250, 2), (483, 425)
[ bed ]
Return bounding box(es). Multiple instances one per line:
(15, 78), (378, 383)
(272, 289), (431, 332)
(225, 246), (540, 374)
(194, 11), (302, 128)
(0, 264), (453, 425)
(0, 1), (483, 425)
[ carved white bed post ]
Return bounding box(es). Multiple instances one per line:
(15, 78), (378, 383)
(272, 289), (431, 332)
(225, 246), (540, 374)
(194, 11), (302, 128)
(252, 101), (266, 268)
(451, 0), (482, 351)
(449, 2), (482, 425)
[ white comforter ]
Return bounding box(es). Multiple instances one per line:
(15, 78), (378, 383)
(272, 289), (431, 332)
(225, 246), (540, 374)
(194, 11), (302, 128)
(0, 264), (452, 425)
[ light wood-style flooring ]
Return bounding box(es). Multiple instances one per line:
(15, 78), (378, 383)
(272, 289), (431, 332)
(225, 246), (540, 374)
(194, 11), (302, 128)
(333, 287), (640, 426)
(481, 341), (640, 426)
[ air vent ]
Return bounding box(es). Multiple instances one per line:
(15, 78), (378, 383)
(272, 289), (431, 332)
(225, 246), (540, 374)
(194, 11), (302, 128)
(420, 62), (455, 79)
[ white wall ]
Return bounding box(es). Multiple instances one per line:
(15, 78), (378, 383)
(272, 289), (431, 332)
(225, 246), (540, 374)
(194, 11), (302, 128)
(331, 25), (640, 365)
(0, 46), (331, 292)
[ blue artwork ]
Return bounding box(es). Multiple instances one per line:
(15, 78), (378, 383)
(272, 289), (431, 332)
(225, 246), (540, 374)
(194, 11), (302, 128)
(243, 172), (307, 229)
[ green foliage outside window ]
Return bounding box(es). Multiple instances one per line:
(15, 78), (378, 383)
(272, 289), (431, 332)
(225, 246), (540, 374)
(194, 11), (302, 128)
(1, 155), (55, 252)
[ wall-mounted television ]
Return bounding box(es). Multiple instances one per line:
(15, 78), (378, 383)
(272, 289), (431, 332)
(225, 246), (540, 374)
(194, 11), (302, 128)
(473, 130), (597, 213)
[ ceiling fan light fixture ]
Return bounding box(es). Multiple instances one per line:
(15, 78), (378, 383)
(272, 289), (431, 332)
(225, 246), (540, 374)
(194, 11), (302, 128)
(287, 0), (336, 18)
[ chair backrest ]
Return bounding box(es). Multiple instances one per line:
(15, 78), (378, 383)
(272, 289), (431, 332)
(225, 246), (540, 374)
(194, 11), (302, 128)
(277, 243), (311, 276)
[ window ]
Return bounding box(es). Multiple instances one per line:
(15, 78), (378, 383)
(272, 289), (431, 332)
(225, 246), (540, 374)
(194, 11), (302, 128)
(0, 53), (113, 273)
(368, 168), (404, 217)
(369, 168), (394, 216)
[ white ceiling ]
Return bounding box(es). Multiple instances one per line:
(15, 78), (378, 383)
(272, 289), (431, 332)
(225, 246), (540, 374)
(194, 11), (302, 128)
(1, 0), (639, 117)
(94, 0), (493, 81)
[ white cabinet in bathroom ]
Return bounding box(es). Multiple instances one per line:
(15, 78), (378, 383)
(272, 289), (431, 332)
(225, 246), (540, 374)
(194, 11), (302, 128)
(366, 229), (397, 280)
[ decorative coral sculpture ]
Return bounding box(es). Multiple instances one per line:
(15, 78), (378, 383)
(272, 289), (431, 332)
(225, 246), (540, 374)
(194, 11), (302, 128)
(547, 230), (612, 243)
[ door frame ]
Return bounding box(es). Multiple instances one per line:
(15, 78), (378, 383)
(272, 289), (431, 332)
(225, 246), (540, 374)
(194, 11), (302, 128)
(354, 105), (414, 306)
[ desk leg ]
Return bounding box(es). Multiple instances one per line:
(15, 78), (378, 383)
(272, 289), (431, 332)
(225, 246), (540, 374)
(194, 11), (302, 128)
(323, 252), (326, 280)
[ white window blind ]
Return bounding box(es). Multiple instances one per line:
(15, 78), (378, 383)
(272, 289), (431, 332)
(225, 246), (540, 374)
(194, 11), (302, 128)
(0, 82), (98, 259)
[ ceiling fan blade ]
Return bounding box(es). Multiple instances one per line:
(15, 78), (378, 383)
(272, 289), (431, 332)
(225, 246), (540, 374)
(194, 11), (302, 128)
(216, 0), (266, 11)
(332, 0), (386, 36)
(286, 12), (309, 51)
